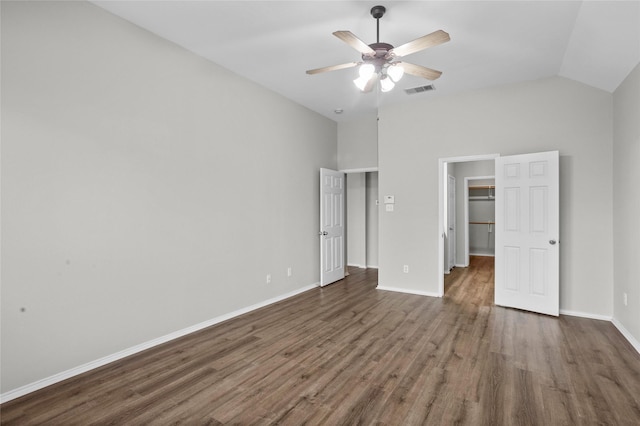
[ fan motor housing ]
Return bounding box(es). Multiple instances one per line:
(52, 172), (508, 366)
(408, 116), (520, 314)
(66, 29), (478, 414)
(368, 42), (393, 54)
(363, 42), (394, 69)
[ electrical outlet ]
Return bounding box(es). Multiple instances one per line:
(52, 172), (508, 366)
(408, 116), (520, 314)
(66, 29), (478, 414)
(266, 274), (271, 284)
(403, 265), (409, 273)
(624, 292), (628, 306)
(287, 267), (292, 277)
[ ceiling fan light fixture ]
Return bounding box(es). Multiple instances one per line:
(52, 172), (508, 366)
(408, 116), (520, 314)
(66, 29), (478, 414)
(353, 75), (371, 91)
(388, 64), (404, 82)
(359, 63), (375, 79)
(380, 76), (395, 92)
(307, 5), (450, 95)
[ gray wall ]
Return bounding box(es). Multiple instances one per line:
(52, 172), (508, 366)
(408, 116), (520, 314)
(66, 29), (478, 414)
(613, 63), (640, 345)
(1, 1), (336, 393)
(378, 76), (614, 315)
(337, 114), (378, 171)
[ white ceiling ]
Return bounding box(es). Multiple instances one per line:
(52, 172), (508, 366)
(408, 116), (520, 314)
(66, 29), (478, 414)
(92, 1), (640, 122)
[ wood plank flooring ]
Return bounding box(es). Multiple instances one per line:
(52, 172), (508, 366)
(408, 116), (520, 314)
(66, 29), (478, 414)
(2, 256), (640, 425)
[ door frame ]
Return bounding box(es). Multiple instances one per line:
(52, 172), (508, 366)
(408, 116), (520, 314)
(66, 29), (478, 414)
(446, 174), (456, 273)
(438, 154), (500, 297)
(339, 167), (379, 276)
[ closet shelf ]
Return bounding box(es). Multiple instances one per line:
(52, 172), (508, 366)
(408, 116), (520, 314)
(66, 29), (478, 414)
(469, 196), (495, 201)
(469, 185), (495, 190)
(469, 221), (496, 225)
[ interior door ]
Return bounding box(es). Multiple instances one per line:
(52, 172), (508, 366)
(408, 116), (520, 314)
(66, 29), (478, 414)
(447, 175), (456, 272)
(320, 168), (345, 287)
(495, 151), (559, 316)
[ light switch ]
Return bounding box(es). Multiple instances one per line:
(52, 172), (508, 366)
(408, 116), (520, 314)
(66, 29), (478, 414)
(386, 204), (394, 212)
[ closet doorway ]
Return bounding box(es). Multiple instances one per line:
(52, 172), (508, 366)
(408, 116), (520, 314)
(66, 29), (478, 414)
(438, 154), (499, 296)
(464, 176), (496, 266)
(345, 171), (379, 274)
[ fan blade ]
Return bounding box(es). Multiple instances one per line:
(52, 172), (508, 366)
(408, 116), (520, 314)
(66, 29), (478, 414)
(333, 31), (375, 56)
(399, 62), (442, 80)
(306, 62), (360, 75)
(363, 74), (379, 93)
(389, 30), (450, 57)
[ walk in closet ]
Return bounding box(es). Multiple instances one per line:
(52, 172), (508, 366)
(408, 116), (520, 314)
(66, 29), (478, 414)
(468, 184), (495, 256)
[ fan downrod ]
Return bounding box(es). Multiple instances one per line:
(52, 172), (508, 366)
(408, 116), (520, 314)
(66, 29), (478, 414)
(370, 6), (386, 45)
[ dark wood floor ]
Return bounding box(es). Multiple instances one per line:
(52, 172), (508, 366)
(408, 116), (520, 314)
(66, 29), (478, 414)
(2, 256), (640, 425)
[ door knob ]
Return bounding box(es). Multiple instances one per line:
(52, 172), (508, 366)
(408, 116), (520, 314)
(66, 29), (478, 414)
(549, 240), (557, 245)
(319, 231), (328, 236)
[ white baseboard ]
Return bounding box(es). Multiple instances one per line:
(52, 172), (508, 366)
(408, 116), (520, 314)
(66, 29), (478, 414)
(469, 252), (495, 257)
(376, 285), (441, 298)
(0, 283), (319, 404)
(366, 265), (379, 269)
(559, 309), (612, 321)
(612, 318), (640, 355)
(347, 264), (367, 269)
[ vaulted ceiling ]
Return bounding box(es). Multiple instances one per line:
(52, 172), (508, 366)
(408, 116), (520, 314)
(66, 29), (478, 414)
(92, 1), (640, 122)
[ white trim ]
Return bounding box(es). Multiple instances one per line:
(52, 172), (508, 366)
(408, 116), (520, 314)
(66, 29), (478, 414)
(340, 167), (379, 174)
(612, 318), (640, 355)
(345, 264), (378, 270)
(377, 285), (441, 298)
(438, 154), (500, 297)
(0, 283), (319, 404)
(559, 309), (612, 321)
(446, 174), (456, 273)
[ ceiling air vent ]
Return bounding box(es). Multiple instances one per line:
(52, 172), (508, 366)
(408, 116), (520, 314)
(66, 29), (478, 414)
(405, 84), (435, 95)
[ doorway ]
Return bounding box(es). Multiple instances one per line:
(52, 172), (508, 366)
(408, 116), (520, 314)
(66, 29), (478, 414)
(439, 151), (560, 316)
(345, 171), (379, 275)
(438, 154), (499, 296)
(464, 175), (496, 266)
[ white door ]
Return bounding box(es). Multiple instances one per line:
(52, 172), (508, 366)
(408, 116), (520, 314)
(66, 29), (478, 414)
(447, 175), (456, 272)
(320, 168), (345, 286)
(495, 151), (559, 316)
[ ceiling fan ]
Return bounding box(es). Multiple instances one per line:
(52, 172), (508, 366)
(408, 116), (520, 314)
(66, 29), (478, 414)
(306, 5), (450, 93)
